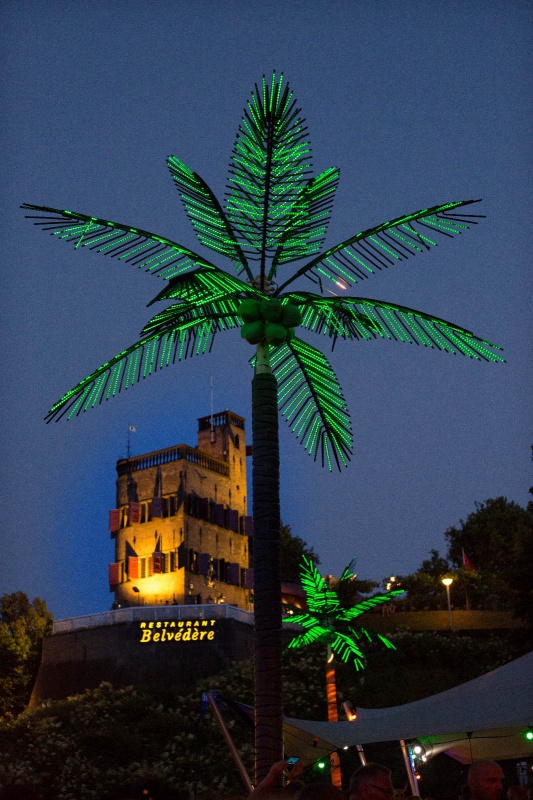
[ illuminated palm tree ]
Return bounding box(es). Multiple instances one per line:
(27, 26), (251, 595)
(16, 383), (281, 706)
(284, 556), (403, 783)
(22, 72), (503, 780)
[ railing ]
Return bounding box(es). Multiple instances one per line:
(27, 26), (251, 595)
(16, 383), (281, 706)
(117, 444), (230, 477)
(198, 411), (245, 431)
(51, 603), (254, 634)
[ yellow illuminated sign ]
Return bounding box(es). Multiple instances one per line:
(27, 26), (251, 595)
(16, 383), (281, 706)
(138, 619), (216, 643)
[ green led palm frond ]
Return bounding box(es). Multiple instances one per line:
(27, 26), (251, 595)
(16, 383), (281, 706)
(298, 555), (340, 614)
(46, 306), (239, 422)
(286, 625), (330, 649)
(281, 292), (504, 361)
(330, 631), (366, 668)
(147, 265), (257, 306)
(276, 199), (484, 293)
(141, 294), (242, 336)
(166, 157), (253, 281)
(269, 167), (340, 274)
(288, 613), (325, 629)
(338, 297), (504, 362)
(225, 72), (312, 277)
(282, 291), (380, 345)
(337, 589), (405, 622)
(345, 625), (394, 648)
(269, 337), (352, 471)
(376, 633), (397, 650)
(21, 204), (216, 280)
(340, 557), (358, 583)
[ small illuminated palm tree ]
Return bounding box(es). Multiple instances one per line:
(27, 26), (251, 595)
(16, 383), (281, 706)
(284, 555), (403, 784)
(22, 73), (503, 779)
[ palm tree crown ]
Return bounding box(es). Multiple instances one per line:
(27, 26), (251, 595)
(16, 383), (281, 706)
(285, 555), (404, 669)
(22, 71), (503, 472)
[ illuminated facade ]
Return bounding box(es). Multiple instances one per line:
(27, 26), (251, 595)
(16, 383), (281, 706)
(109, 411), (253, 610)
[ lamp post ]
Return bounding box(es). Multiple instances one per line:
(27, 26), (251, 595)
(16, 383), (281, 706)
(441, 577), (453, 629)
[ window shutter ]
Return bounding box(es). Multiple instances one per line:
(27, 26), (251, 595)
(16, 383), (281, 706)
(228, 562), (240, 585)
(228, 509), (239, 532)
(244, 568), (254, 589)
(129, 502), (140, 524)
(198, 553), (210, 576)
(199, 498), (209, 521)
(109, 509), (120, 532)
(177, 543), (186, 569)
(108, 563), (120, 588)
(192, 495), (200, 518)
(152, 552), (163, 574)
(128, 556), (140, 579)
(151, 497), (163, 518)
(214, 504), (224, 527)
(244, 516), (254, 536)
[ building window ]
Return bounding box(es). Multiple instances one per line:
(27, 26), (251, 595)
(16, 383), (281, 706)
(235, 434), (240, 449)
(188, 549), (198, 573)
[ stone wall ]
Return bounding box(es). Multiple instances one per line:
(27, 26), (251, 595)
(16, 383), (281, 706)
(31, 614), (256, 704)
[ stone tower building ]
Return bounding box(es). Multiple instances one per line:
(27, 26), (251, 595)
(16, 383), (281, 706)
(108, 411), (253, 610)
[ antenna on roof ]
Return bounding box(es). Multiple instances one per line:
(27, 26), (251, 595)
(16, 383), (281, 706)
(210, 374), (215, 443)
(127, 424), (136, 459)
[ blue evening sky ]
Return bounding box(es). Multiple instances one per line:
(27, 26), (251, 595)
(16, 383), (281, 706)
(1, 0), (531, 619)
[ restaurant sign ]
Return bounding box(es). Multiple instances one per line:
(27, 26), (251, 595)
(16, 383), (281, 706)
(138, 619), (216, 644)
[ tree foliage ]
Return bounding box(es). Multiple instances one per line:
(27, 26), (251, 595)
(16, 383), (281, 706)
(0, 632), (523, 800)
(445, 497), (531, 575)
(445, 497), (533, 622)
(393, 497), (533, 628)
(0, 592), (53, 717)
(280, 523), (320, 583)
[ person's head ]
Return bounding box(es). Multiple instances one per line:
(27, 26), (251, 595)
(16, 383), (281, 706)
(349, 763), (394, 800)
(293, 784), (344, 799)
(467, 760), (504, 800)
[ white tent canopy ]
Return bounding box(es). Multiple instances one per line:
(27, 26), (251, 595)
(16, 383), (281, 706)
(284, 651), (533, 763)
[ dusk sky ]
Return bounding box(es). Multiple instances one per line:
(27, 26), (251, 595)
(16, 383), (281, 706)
(1, 1), (531, 620)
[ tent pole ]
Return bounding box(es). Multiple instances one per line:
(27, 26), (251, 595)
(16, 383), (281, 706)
(207, 691), (254, 795)
(400, 740), (419, 795)
(356, 744), (367, 765)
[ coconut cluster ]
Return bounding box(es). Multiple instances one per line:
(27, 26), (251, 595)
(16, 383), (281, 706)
(237, 298), (303, 346)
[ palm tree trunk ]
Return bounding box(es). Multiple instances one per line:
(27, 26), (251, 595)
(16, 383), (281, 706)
(325, 657), (342, 787)
(252, 343), (283, 782)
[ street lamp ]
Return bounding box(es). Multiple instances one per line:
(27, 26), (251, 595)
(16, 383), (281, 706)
(441, 577), (454, 629)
